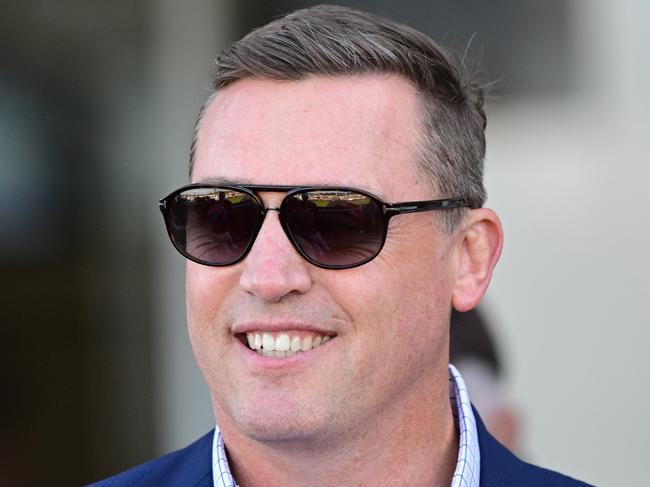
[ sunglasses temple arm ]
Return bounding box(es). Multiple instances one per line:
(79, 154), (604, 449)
(383, 198), (469, 215)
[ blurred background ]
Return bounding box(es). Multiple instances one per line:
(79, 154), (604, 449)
(1, 0), (648, 485)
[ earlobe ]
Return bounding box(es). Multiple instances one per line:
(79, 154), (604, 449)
(451, 209), (503, 312)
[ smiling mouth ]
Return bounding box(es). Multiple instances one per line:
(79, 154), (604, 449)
(239, 331), (335, 358)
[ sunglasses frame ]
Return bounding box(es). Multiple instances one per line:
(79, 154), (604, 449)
(159, 183), (472, 270)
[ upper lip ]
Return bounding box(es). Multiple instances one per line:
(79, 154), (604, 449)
(231, 320), (338, 335)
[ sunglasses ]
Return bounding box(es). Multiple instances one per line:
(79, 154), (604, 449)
(159, 184), (471, 270)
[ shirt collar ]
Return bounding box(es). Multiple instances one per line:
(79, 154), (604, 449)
(212, 364), (480, 487)
(449, 363), (481, 487)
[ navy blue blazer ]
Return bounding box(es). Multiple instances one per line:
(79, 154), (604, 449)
(91, 408), (593, 486)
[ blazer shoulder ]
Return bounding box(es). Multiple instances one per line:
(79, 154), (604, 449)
(474, 407), (593, 487)
(88, 430), (214, 487)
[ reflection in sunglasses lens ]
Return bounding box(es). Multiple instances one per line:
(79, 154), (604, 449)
(283, 191), (384, 267)
(172, 189), (261, 265)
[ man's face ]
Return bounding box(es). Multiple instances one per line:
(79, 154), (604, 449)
(188, 75), (460, 443)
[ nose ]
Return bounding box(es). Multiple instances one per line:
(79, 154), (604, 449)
(238, 209), (313, 303)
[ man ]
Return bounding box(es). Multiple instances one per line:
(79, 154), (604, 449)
(94, 5), (591, 486)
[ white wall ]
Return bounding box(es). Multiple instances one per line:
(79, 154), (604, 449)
(486, 1), (649, 484)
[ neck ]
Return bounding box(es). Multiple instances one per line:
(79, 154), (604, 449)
(216, 375), (459, 487)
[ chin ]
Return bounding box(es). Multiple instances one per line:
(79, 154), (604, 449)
(229, 398), (335, 445)
(240, 415), (331, 445)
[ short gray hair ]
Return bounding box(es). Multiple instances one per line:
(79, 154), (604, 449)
(190, 5), (488, 230)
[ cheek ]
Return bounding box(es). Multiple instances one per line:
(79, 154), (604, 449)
(186, 263), (231, 319)
(185, 265), (239, 382)
(185, 264), (240, 354)
(363, 242), (454, 340)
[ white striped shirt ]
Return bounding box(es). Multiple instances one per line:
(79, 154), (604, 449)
(212, 364), (480, 487)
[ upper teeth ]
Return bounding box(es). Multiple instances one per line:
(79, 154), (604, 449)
(246, 331), (331, 357)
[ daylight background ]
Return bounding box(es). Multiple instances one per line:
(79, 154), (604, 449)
(1, 1), (648, 485)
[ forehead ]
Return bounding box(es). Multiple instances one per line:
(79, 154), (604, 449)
(193, 75), (431, 200)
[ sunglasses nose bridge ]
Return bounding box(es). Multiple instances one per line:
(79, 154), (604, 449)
(255, 206), (297, 253)
(253, 205), (318, 269)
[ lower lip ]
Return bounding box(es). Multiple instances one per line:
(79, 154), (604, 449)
(235, 336), (332, 371)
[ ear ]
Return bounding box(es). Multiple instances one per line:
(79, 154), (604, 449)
(451, 208), (503, 312)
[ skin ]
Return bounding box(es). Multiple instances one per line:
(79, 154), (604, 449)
(188, 74), (503, 486)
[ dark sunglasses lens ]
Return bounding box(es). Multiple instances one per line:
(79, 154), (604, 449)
(282, 190), (385, 267)
(166, 188), (261, 265)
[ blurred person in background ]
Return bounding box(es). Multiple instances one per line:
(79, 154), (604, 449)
(93, 5), (591, 486)
(450, 308), (520, 453)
